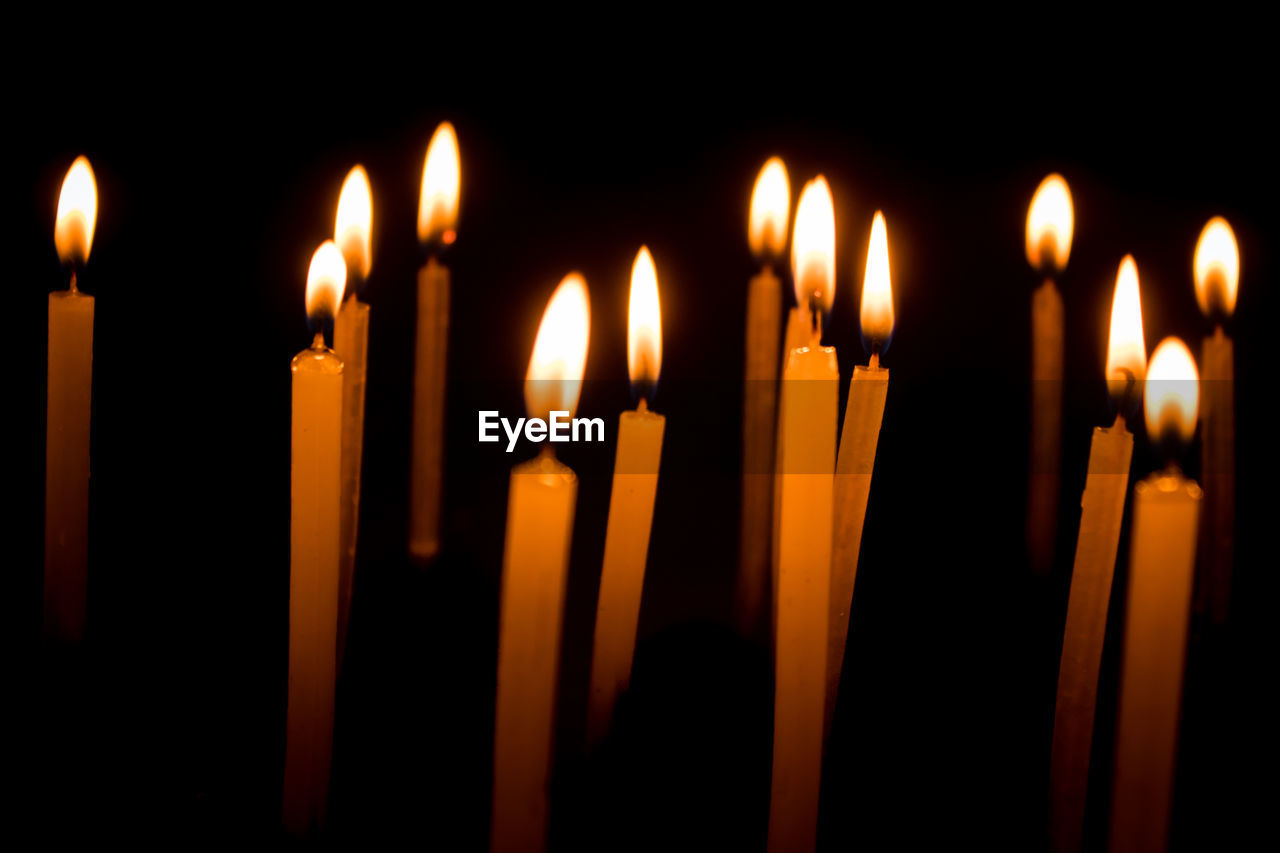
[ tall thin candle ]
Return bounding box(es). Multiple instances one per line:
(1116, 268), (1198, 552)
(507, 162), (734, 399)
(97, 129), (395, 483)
(333, 165), (373, 666)
(769, 176), (838, 853)
(827, 211), (894, 740)
(1049, 255), (1146, 853)
(1192, 217), (1238, 626)
(1108, 338), (1201, 853)
(410, 122), (459, 562)
(587, 247), (665, 748)
(283, 242), (347, 836)
(492, 274), (591, 853)
(45, 156), (98, 645)
(737, 157), (789, 643)
(1025, 174), (1073, 575)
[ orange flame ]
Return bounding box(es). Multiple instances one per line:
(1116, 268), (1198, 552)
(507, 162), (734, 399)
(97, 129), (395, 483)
(526, 273), (591, 421)
(335, 165), (373, 284)
(860, 211), (895, 346)
(1193, 216), (1239, 317)
(55, 156), (98, 266)
(628, 246), (662, 393)
(1105, 255), (1147, 403)
(1144, 337), (1199, 447)
(305, 241), (347, 323)
(418, 122), (460, 245)
(791, 176), (836, 316)
(1025, 174), (1073, 273)
(748, 157), (790, 259)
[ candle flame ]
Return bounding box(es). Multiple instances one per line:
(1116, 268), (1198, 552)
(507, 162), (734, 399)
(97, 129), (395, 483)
(1144, 337), (1199, 447)
(1193, 216), (1239, 318)
(418, 122), (460, 246)
(55, 156), (98, 266)
(305, 241), (348, 324)
(334, 165), (373, 285)
(1106, 255), (1147, 402)
(1025, 173), (1073, 273)
(791, 176), (835, 316)
(860, 211), (895, 348)
(748, 157), (790, 259)
(526, 273), (591, 421)
(628, 246), (663, 394)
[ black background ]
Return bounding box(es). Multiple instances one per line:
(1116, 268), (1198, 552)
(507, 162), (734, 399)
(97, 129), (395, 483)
(6, 21), (1272, 849)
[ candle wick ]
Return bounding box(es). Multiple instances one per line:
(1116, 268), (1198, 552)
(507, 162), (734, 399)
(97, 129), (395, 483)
(868, 351), (880, 370)
(68, 270), (78, 293)
(637, 397), (648, 414)
(1117, 367), (1137, 412)
(311, 332), (326, 350)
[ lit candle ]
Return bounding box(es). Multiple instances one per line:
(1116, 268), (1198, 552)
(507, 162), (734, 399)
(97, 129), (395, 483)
(333, 165), (372, 666)
(587, 246), (666, 748)
(737, 157), (789, 642)
(410, 122), (460, 562)
(1025, 174), (1074, 575)
(826, 210), (894, 740)
(768, 176), (838, 853)
(492, 274), (591, 853)
(1192, 217), (1238, 625)
(1108, 337), (1201, 853)
(282, 242), (347, 837)
(45, 156), (98, 644)
(1049, 255), (1146, 853)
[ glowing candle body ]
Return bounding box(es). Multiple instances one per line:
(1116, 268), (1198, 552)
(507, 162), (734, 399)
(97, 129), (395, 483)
(772, 304), (812, 627)
(1108, 472), (1200, 853)
(1028, 278), (1064, 574)
(334, 296), (369, 664)
(492, 452), (577, 853)
(587, 404), (665, 747)
(1198, 328), (1233, 624)
(737, 265), (781, 640)
(826, 356), (887, 737)
(283, 342), (343, 836)
(410, 256), (449, 561)
(1050, 416), (1132, 852)
(768, 342), (837, 853)
(44, 286), (94, 643)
